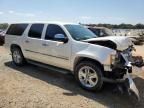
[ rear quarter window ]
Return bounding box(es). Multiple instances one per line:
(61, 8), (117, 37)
(6, 24), (28, 36)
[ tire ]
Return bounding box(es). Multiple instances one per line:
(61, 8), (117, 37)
(11, 47), (26, 66)
(75, 61), (103, 91)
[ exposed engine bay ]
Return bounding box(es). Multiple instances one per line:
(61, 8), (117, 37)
(87, 40), (117, 50)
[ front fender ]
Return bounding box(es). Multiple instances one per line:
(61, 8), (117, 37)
(71, 44), (116, 71)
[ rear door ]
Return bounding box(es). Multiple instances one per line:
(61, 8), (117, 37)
(23, 24), (45, 62)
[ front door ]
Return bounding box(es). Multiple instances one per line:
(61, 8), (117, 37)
(41, 24), (71, 70)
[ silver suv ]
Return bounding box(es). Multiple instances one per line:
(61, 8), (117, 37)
(4, 22), (142, 99)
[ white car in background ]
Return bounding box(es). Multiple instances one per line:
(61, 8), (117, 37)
(4, 22), (143, 100)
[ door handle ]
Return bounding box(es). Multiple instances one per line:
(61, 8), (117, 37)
(25, 40), (30, 43)
(42, 43), (49, 46)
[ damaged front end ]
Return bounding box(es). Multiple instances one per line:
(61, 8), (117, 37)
(106, 46), (143, 100)
(83, 36), (143, 100)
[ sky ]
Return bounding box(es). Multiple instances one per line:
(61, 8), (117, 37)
(0, 0), (144, 24)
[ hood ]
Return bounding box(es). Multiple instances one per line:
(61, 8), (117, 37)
(83, 36), (133, 51)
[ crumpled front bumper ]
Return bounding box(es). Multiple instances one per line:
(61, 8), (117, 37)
(109, 48), (143, 100)
(103, 46), (143, 100)
(123, 62), (140, 100)
(121, 50), (141, 98)
(125, 70), (140, 100)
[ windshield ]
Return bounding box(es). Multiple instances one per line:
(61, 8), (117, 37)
(64, 25), (97, 41)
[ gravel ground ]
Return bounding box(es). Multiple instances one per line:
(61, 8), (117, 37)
(0, 46), (144, 108)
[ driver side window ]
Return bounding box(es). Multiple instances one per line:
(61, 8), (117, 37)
(45, 24), (66, 41)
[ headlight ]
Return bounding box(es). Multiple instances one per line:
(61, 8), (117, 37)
(110, 52), (121, 64)
(110, 54), (116, 64)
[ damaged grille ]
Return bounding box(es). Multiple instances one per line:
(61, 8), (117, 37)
(121, 47), (134, 63)
(113, 47), (134, 68)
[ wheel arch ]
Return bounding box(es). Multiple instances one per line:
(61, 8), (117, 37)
(10, 44), (22, 52)
(73, 56), (104, 73)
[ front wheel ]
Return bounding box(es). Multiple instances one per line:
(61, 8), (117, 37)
(75, 61), (103, 91)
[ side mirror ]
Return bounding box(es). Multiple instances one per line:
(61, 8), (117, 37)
(54, 34), (68, 43)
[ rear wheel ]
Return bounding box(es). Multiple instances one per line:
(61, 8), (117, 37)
(11, 47), (26, 66)
(75, 61), (103, 91)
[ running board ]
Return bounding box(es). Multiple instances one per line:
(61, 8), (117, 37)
(27, 59), (71, 75)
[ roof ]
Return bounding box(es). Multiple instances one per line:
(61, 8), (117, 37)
(8, 21), (78, 26)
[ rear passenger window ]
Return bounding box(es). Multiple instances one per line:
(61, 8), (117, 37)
(28, 24), (44, 39)
(45, 24), (66, 40)
(6, 24), (28, 36)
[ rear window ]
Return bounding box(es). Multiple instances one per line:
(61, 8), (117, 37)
(6, 24), (28, 36)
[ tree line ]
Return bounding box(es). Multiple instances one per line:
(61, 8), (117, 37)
(0, 23), (9, 30)
(86, 23), (144, 29)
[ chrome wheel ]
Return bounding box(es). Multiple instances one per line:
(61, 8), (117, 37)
(12, 50), (22, 64)
(78, 66), (98, 88)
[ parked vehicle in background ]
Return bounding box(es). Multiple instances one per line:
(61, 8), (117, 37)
(0, 31), (6, 45)
(127, 35), (143, 45)
(126, 30), (144, 45)
(87, 27), (114, 37)
(88, 26), (143, 45)
(138, 32), (144, 43)
(4, 22), (144, 100)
